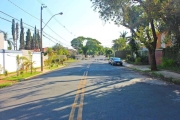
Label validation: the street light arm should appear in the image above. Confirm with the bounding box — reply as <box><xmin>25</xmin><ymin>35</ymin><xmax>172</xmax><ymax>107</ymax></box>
<box><xmin>42</xmin><ymin>14</ymin><xmax>56</xmax><ymax>29</ymax></box>
<box><xmin>42</xmin><ymin>12</ymin><xmax>63</xmax><ymax>30</ymax></box>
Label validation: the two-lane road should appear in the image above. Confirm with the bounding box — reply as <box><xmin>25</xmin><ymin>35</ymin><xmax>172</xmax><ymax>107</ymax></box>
<box><xmin>1</xmin><ymin>56</ymin><xmax>180</xmax><ymax>120</ymax></box>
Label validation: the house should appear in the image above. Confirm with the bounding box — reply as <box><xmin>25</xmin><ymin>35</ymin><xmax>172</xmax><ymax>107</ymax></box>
<box><xmin>0</xmin><ymin>31</ymin><xmax>8</xmax><ymax>50</ymax></box>
<box><xmin>156</xmin><ymin>32</ymin><xmax>172</xmax><ymax>49</ymax></box>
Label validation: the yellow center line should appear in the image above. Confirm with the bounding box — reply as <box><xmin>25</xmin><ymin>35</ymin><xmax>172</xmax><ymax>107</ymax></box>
<box><xmin>69</xmin><ymin>71</ymin><xmax>86</xmax><ymax>120</ymax></box>
<box><xmin>69</xmin><ymin>67</ymin><xmax>89</xmax><ymax>120</ymax></box>
<box><xmin>77</xmin><ymin>71</ymin><xmax>88</xmax><ymax>120</ymax></box>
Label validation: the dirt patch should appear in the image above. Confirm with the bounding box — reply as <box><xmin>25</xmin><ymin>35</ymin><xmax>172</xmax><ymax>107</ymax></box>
<box><xmin>0</xmin><ymin>80</ymin><xmax>17</xmax><ymax>85</ymax></box>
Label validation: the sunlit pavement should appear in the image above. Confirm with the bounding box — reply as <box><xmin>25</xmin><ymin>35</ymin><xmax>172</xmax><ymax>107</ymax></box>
<box><xmin>0</xmin><ymin>56</ymin><xmax>180</xmax><ymax>120</ymax></box>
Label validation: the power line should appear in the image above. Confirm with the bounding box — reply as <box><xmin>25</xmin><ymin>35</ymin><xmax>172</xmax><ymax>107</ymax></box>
<box><xmin>43</xmin><ymin>35</ymin><xmax>56</xmax><ymax>44</ymax></box>
<box><xmin>0</xmin><ymin>16</ymin><xmax>71</xmax><ymax>48</ymax></box>
<box><xmin>36</xmin><ymin>0</ymin><xmax>77</xmax><ymax>37</ymax></box>
<box><xmin>7</xmin><ymin>0</ymin><xmax>40</xmax><ymax>20</ymax></box>
<box><xmin>0</xmin><ymin>11</ymin><xmax>34</xmax><ymax>29</ymax></box>
<box><xmin>43</xmin><ymin>32</ymin><xmax>71</xmax><ymax>47</ymax></box>
<box><xmin>0</xmin><ymin>16</ymin><xmax>11</xmax><ymax>22</ymax></box>
<box><xmin>43</xmin><ymin>35</ymin><xmax>71</xmax><ymax>48</ymax></box>
<box><xmin>6</xmin><ymin>0</ymin><xmax>71</xmax><ymax>44</ymax></box>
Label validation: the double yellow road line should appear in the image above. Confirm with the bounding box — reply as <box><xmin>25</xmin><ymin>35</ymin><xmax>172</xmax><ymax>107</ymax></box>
<box><xmin>69</xmin><ymin>71</ymin><xmax>88</xmax><ymax>120</ymax></box>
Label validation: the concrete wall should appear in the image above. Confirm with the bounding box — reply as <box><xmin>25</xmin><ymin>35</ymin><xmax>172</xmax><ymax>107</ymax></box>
<box><xmin>0</xmin><ymin>49</ymin><xmax>43</xmax><ymax>74</ymax></box>
<box><xmin>115</xmin><ymin>50</ymin><xmax>131</xmax><ymax>59</ymax></box>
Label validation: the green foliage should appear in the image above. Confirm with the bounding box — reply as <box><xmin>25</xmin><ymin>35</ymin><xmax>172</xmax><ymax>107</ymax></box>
<box><xmin>112</xmin><ymin>38</ymin><xmax>126</xmax><ymax>51</ymax></box>
<box><xmin>0</xmin><ymin>83</ymin><xmax>11</xmax><ymax>89</ymax></box>
<box><xmin>139</xmin><ymin>55</ymin><xmax>149</xmax><ymax>65</ymax></box>
<box><xmin>3</xmin><ymin>72</ymin><xmax>41</xmax><ymax>81</ymax></box>
<box><xmin>126</xmin><ymin>55</ymin><xmax>135</xmax><ymax>63</ymax></box>
<box><xmin>4</xmin><ymin>70</ymin><xmax>8</xmax><ymax>76</ymax></box>
<box><xmin>161</xmin><ymin>58</ymin><xmax>175</xmax><ymax>68</ymax></box>
<box><xmin>25</xmin><ymin>29</ymin><xmax>32</xmax><ymax>50</ymax></box>
<box><xmin>12</xmin><ymin>19</ymin><xmax>16</xmax><ymax>43</ymax></box>
<box><xmin>71</xmin><ymin>36</ymin><xmax>102</xmax><ymax>56</ymax></box>
<box><xmin>135</xmin><ymin>57</ymin><xmax>141</xmax><ymax>65</ymax></box>
<box><xmin>20</xmin><ymin>18</ymin><xmax>25</xmax><ymax>50</ymax></box>
<box><xmin>129</xmin><ymin>38</ymin><xmax>140</xmax><ymax>57</ymax></box>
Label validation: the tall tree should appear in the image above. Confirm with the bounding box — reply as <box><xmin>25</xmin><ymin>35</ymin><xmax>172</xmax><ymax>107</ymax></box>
<box><xmin>91</xmin><ymin>0</ymin><xmax>162</xmax><ymax>71</ymax></box>
<box><xmin>160</xmin><ymin>0</ymin><xmax>180</xmax><ymax>46</ymax></box>
<box><xmin>15</xmin><ymin>22</ymin><xmax>19</xmax><ymax>50</ymax></box>
<box><xmin>112</xmin><ymin>38</ymin><xmax>126</xmax><ymax>51</ymax></box>
<box><xmin>19</xmin><ymin>19</ymin><xmax>24</xmax><ymax>50</ymax></box>
<box><xmin>31</xmin><ymin>26</ymin><xmax>37</xmax><ymax>50</ymax></box>
<box><xmin>71</xmin><ymin>36</ymin><xmax>101</xmax><ymax>57</ymax></box>
<box><xmin>25</xmin><ymin>29</ymin><xmax>32</xmax><ymax>50</ymax></box>
<box><xmin>36</xmin><ymin>30</ymin><xmax>41</xmax><ymax>49</ymax></box>
<box><xmin>12</xmin><ymin>19</ymin><xmax>16</xmax><ymax>50</ymax></box>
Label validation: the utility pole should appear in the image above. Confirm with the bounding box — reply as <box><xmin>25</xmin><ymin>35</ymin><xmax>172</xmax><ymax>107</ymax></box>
<box><xmin>40</xmin><ymin>4</ymin><xmax>62</xmax><ymax>72</ymax></box>
<box><xmin>40</xmin><ymin>5</ymin><xmax>43</xmax><ymax>72</ymax></box>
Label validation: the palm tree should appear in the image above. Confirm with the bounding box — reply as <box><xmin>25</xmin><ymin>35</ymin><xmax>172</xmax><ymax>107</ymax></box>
<box><xmin>16</xmin><ymin>55</ymin><xmax>21</xmax><ymax>76</ymax></box>
<box><xmin>0</xmin><ymin>64</ymin><xmax>3</xmax><ymax>80</ymax></box>
<box><xmin>3</xmin><ymin>32</ymin><xmax>14</xmax><ymax>50</ymax></box>
<box><xmin>120</xmin><ymin>31</ymin><xmax>128</xmax><ymax>39</ymax></box>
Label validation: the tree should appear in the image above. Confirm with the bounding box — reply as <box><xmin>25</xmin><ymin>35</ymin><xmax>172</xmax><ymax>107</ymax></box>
<box><xmin>20</xmin><ymin>19</ymin><xmax>24</xmax><ymax>50</ymax></box>
<box><xmin>12</xmin><ymin>19</ymin><xmax>16</xmax><ymax>50</ymax></box>
<box><xmin>25</xmin><ymin>29</ymin><xmax>32</xmax><ymax>50</ymax></box>
<box><xmin>16</xmin><ymin>22</ymin><xmax>19</xmax><ymax>50</ymax></box>
<box><xmin>91</xmin><ymin>0</ymin><xmax>162</xmax><ymax>71</ymax></box>
<box><xmin>31</xmin><ymin>26</ymin><xmax>37</xmax><ymax>50</ymax></box>
<box><xmin>71</xmin><ymin>36</ymin><xmax>101</xmax><ymax>57</ymax></box>
<box><xmin>160</xmin><ymin>0</ymin><xmax>180</xmax><ymax>46</ymax></box>
<box><xmin>16</xmin><ymin>55</ymin><xmax>20</xmax><ymax>76</ymax></box>
<box><xmin>104</xmin><ymin>48</ymin><xmax>113</xmax><ymax>58</ymax></box>
<box><xmin>120</xmin><ymin>31</ymin><xmax>128</xmax><ymax>39</ymax></box>
<box><xmin>112</xmin><ymin>38</ymin><xmax>126</xmax><ymax>51</ymax></box>
<box><xmin>35</xmin><ymin>30</ymin><xmax>40</xmax><ymax>49</ymax></box>
<box><xmin>3</xmin><ymin>32</ymin><xmax>12</xmax><ymax>50</ymax></box>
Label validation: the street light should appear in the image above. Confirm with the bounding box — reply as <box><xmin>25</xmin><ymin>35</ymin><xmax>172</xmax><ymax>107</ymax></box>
<box><xmin>43</xmin><ymin>12</ymin><xmax>63</xmax><ymax>30</ymax></box>
<box><xmin>40</xmin><ymin>4</ymin><xmax>63</xmax><ymax>72</ymax></box>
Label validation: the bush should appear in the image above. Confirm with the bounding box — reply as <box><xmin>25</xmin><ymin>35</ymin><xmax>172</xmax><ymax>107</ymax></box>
<box><xmin>4</xmin><ymin>70</ymin><xmax>8</xmax><ymax>76</ymax></box>
<box><xmin>139</xmin><ymin>55</ymin><xmax>149</xmax><ymax>65</ymax></box>
<box><xmin>161</xmin><ymin>58</ymin><xmax>175</xmax><ymax>67</ymax></box>
<box><xmin>126</xmin><ymin>55</ymin><xmax>135</xmax><ymax>62</ymax></box>
<box><xmin>135</xmin><ymin>57</ymin><xmax>141</xmax><ymax>65</ymax></box>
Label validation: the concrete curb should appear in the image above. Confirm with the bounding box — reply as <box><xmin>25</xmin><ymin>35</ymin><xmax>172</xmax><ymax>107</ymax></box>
<box><xmin>123</xmin><ymin>64</ymin><xmax>180</xmax><ymax>85</ymax></box>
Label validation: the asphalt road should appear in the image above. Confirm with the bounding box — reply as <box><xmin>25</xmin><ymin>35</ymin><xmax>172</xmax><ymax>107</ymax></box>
<box><xmin>1</xmin><ymin>56</ymin><xmax>180</xmax><ymax>120</ymax></box>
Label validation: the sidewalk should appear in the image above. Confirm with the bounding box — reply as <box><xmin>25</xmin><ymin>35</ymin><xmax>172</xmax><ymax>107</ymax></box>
<box><xmin>123</xmin><ymin>61</ymin><xmax>180</xmax><ymax>82</ymax></box>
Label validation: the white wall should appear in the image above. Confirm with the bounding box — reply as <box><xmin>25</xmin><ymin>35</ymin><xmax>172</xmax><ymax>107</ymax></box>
<box><xmin>5</xmin><ymin>50</ymin><xmax>22</xmax><ymax>73</ymax></box>
<box><xmin>0</xmin><ymin>50</ymin><xmax>44</xmax><ymax>74</ymax></box>
<box><xmin>0</xmin><ymin>33</ymin><xmax>4</xmax><ymax>49</ymax></box>
<box><xmin>32</xmin><ymin>52</ymin><xmax>41</xmax><ymax>68</ymax></box>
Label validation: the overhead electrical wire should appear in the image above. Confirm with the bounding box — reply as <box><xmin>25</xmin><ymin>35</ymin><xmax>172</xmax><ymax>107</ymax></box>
<box><xmin>0</xmin><ymin>16</ymin><xmax>71</xmax><ymax>47</ymax></box>
<box><xmin>6</xmin><ymin>0</ymin><xmax>71</xmax><ymax>44</ymax></box>
<box><xmin>36</xmin><ymin>0</ymin><xmax>77</xmax><ymax>37</ymax></box>
<box><xmin>0</xmin><ymin>11</ymin><xmax>34</xmax><ymax>29</ymax></box>
<box><xmin>7</xmin><ymin>0</ymin><xmax>40</xmax><ymax>20</ymax></box>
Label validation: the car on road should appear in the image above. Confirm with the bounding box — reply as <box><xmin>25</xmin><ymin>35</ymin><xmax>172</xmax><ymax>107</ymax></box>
<box><xmin>111</xmin><ymin>57</ymin><xmax>123</xmax><ymax>66</ymax></box>
<box><xmin>108</xmin><ymin>57</ymin><xmax>114</xmax><ymax>64</ymax></box>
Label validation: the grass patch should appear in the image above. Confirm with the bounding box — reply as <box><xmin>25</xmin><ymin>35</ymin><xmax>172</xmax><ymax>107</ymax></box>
<box><xmin>65</xmin><ymin>59</ymin><xmax>77</xmax><ymax>63</ymax></box>
<box><xmin>3</xmin><ymin>72</ymin><xmax>41</xmax><ymax>81</ymax></box>
<box><xmin>44</xmin><ymin>65</ymin><xmax>64</xmax><ymax>70</ymax></box>
<box><xmin>0</xmin><ymin>83</ymin><xmax>11</xmax><ymax>88</ymax></box>
<box><xmin>158</xmin><ymin>66</ymin><xmax>180</xmax><ymax>73</ymax></box>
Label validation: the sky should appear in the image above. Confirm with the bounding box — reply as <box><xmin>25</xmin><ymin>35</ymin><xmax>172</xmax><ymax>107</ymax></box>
<box><xmin>0</xmin><ymin>0</ymin><xmax>129</xmax><ymax>49</ymax></box>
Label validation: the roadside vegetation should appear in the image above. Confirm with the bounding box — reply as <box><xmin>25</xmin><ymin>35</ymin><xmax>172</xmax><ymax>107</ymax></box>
<box><xmin>91</xmin><ymin>0</ymin><xmax>180</xmax><ymax>71</ymax></box>
<box><xmin>3</xmin><ymin>72</ymin><xmax>41</xmax><ymax>81</ymax></box>
<box><xmin>0</xmin><ymin>83</ymin><xmax>11</xmax><ymax>88</ymax></box>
